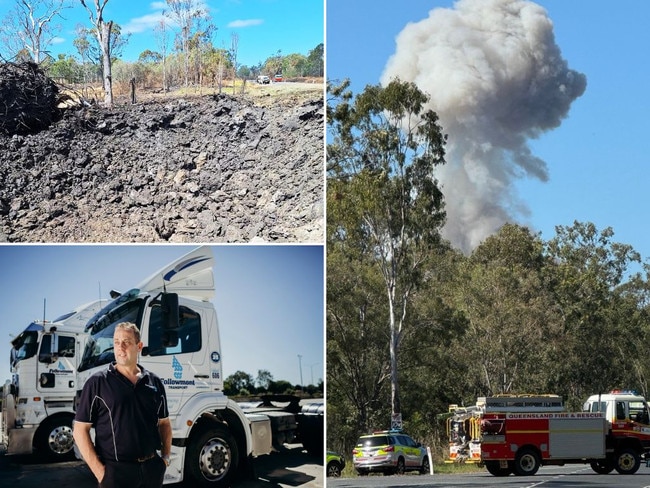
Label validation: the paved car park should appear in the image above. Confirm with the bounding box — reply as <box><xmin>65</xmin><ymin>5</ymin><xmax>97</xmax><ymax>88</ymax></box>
<box><xmin>0</xmin><ymin>443</ymin><xmax>323</xmax><ymax>488</ymax></box>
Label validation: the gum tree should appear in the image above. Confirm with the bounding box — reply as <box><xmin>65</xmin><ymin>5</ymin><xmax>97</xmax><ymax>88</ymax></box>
<box><xmin>327</xmin><ymin>78</ymin><xmax>447</xmax><ymax>420</ymax></box>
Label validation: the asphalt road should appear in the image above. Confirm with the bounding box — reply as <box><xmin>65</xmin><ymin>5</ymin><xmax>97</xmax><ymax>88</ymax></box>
<box><xmin>327</xmin><ymin>465</ymin><xmax>650</xmax><ymax>488</ymax></box>
<box><xmin>0</xmin><ymin>443</ymin><xmax>323</xmax><ymax>488</ymax></box>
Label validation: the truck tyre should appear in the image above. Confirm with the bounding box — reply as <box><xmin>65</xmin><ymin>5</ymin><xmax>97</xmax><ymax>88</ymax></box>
<box><xmin>34</xmin><ymin>416</ymin><xmax>75</xmax><ymax>461</ymax></box>
<box><xmin>485</xmin><ymin>461</ymin><xmax>512</xmax><ymax>477</ymax></box>
<box><xmin>185</xmin><ymin>424</ymin><xmax>239</xmax><ymax>487</ymax></box>
<box><xmin>614</xmin><ymin>448</ymin><xmax>640</xmax><ymax>475</ymax></box>
<box><xmin>590</xmin><ymin>459</ymin><xmax>614</xmax><ymax>474</ymax></box>
<box><xmin>513</xmin><ymin>448</ymin><xmax>540</xmax><ymax>476</ymax></box>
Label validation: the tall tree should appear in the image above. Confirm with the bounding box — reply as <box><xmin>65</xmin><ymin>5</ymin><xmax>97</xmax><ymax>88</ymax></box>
<box><xmin>306</xmin><ymin>43</ymin><xmax>323</xmax><ymax>77</ymax></box>
<box><xmin>79</xmin><ymin>0</ymin><xmax>113</xmax><ymax>106</ymax></box>
<box><xmin>0</xmin><ymin>0</ymin><xmax>69</xmax><ymax>63</ymax></box>
<box><xmin>154</xmin><ymin>14</ymin><xmax>170</xmax><ymax>91</ymax></box>
<box><xmin>327</xmin><ymin>79</ymin><xmax>447</xmax><ymax>420</ymax></box>
<box><xmin>545</xmin><ymin>221</ymin><xmax>642</xmax><ymax>404</ymax></box>
<box><xmin>166</xmin><ymin>0</ymin><xmax>207</xmax><ymax>87</ymax></box>
<box><xmin>230</xmin><ymin>32</ymin><xmax>238</xmax><ymax>94</ymax></box>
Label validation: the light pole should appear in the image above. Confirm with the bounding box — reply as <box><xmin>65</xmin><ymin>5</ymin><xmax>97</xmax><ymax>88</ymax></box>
<box><xmin>297</xmin><ymin>354</ymin><xmax>303</xmax><ymax>388</ymax></box>
<box><xmin>309</xmin><ymin>363</ymin><xmax>320</xmax><ymax>385</ymax></box>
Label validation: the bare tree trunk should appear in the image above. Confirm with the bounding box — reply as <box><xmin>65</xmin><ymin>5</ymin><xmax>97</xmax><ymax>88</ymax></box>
<box><xmin>80</xmin><ymin>0</ymin><xmax>113</xmax><ymax>107</ymax></box>
<box><xmin>100</xmin><ymin>20</ymin><xmax>113</xmax><ymax>106</ymax></box>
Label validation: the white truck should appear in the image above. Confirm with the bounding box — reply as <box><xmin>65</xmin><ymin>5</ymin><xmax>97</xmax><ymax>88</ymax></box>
<box><xmin>1</xmin><ymin>300</ymin><xmax>103</xmax><ymax>460</ymax></box>
<box><xmin>74</xmin><ymin>246</ymin><xmax>323</xmax><ymax>487</ymax></box>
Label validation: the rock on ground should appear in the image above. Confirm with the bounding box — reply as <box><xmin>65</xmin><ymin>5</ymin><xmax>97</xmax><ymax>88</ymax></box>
<box><xmin>0</xmin><ymin>91</ymin><xmax>324</xmax><ymax>243</ymax></box>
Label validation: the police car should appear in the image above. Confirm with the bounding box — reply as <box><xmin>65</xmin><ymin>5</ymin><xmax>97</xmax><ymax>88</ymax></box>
<box><xmin>352</xmin><ymin>430</ymin><xmax>430</xmax><ymax>475</ymax></box>
<box><xmin>326</xmin><ymin>451</ymin><xmax>345</xmax><ymax>477</ymax></box>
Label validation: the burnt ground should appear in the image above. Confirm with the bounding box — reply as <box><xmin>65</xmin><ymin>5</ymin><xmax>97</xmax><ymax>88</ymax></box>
<box><xmin>0</xmin><ymin>85</ymin><xmax>324</xmax><ymax>243</ymax></box>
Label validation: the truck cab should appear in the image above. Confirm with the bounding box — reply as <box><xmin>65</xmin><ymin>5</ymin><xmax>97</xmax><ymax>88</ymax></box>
<box><xmin>584</xmin><ymin>390</ymin><xmax>650</xmax><ymax>426</ymax></box>
<box><xmin>75</xmin><ymin>246</ymin><xmax>273</xmax><ymax>487</ymax></box>
<box><xmin>2</xmin><ymin>300</ymin><xmax>103</xmax><ymax>459</ymax></box>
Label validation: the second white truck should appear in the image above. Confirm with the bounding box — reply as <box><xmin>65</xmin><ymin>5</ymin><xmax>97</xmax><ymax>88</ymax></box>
<box><xmin>1</xmin><ymin>300</ymin><xmax>103</xmax><ymax>460</ymax></box>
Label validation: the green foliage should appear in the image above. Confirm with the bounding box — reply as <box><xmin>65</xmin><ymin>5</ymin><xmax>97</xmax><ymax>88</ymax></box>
<box><xmin>327</xmin><ymin>113</ymin><xmax>650</xmax><ymax>460</ymax></box>
<box><xmin>327</xmin><ymin>79</ymin><xmax>448</xmax><ymax>450</ymax></box>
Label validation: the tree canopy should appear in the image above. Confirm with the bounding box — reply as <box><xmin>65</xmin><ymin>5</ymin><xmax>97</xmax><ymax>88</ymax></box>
<box><xmin>326</xmin><ymin>80</ymin><xmax>650</xmax><ymax>462</ymax></box>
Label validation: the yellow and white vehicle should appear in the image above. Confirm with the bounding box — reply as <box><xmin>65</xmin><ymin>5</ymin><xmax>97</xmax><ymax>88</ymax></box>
<box><xmin>352</xmin><ymin>430</ymin><xmax>430</xmax><ymax>475</ymax></box>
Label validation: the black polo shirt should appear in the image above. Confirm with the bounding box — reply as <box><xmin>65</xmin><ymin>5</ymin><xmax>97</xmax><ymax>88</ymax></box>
<box><xmin>75</xmin><ymin>363</ymin><xmax>169</xmax><ymax>462</ymax></box>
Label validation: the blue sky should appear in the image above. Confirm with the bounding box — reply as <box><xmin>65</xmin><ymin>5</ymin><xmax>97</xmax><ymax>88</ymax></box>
<box><xmin>0</xmin><ymin>245</ymin><xmax>324</xmax><ymax>387</ymax></box>
<box><xmin>0</xmin><ymin>0</ymin><xmax>324</xmax><ymax>65</ymax></box>
<box><xmin>327</xmin><ymin>0</ymin><xmax>650</xmax><ymax>264</ymax></box>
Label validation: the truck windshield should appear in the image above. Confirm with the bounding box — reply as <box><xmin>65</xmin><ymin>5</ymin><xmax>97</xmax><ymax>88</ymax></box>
<box><xmin>78</xmin><ymin>291</ymin><xmax>145</xmax><ymax>372</ymax></box>
<box><xmin>10</xmin><ymin>327</ymin><xmax>40</xmax><ymax>369</ymax></box>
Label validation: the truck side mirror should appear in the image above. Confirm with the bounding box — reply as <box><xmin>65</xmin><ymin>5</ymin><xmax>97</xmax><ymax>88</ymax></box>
<box><xmin>161</xmin><ymin>293</ymin><xmax>180</xmax><ymax>330</ymax></box>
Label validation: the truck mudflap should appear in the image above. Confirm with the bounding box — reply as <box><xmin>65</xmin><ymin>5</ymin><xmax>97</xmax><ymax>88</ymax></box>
<box><xmin>297</xmin><ymin>402</ymin><xmax>324</xmax><ymax>457</ymax></box>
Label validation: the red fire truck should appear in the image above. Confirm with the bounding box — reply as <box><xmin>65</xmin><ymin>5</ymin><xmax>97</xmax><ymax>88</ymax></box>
<box><xmin>481</xmin><ymin>390</ymin><xmax>650</xmax><ymax>476</ymax></box>
<box><xmin>444</xmin><ymin>395</ymin><xmax>563</xmax><ymax>464</ymax></box>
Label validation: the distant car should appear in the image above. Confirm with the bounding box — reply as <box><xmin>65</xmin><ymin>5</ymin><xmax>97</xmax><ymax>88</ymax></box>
<box><xmin>352</xmin><ymin>430</ymin><xmax>430</xmax><ymax>476</ymax></box>
<box><xmin>274</xmin><ymin>74</ymin><xmax>283</xmax><ymax>82</ymax></box>
<box><xmin>326</xmin><ymin>451</ymin><xmax>345</xmax><ymax>477</ymax></box>
<box><xmin>257</xmin><ymin>75</ymin><xmax>270</xmax><ymax>84</ymax></box>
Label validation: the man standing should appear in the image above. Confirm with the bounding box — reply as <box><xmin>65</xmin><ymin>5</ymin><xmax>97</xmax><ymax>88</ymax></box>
<box><xmin>73</xmin><ymin>322</ymin><xmax>172</xmax><ymax>488</ymax></box>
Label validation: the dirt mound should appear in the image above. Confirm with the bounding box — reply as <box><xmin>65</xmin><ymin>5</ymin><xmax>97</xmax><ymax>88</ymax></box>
<box><xmin>0</xmin><ymin>62</ymin><xmax>62</xmax><ymax>135</ymax></box>
<box><xmin>0</xmin><ymin>91</ymin><xmax>324</xmax><ymax>242</ymax></box>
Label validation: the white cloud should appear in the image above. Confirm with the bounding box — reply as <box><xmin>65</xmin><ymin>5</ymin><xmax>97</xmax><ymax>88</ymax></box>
<box><xmin>150</xmin><ymin>1</ymin><xmax>167</xmax><ymax>9</ymax></box>
<box><xmin>227</xmin><ymin>19</ymin><xmax>263</xmax><ymax>28</ymax></box>
<box><xmin>122</xmin><ymin>11</ymin><xmax>167</xmax><ymax>34</ymax></box>
<box><xmin>51</xmin><ymin>36</ymin><xmax>65</xmax><ymax>45</ymax></box>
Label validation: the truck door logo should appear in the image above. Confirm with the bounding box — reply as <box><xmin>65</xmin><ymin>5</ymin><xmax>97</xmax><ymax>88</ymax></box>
<box><xmin>211</xmin><ymin>352</ymin><xmax>220</xmax><ymax>363</ymax></box>
<box><xmin>172</xmin><ymin>356</ymin><xmax>183</xmax><ymax>379</ymax></box>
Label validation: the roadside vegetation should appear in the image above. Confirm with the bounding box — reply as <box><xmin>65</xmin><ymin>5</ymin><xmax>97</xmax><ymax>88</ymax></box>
<box><xmin>326</xmin><ymin>79</ymin><xmax>650</xmax><ymax>466</ymax></box>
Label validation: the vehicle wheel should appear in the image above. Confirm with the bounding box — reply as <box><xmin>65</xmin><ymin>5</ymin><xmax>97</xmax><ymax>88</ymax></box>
<box><xmin>513</xmin><ymin>448</ymin><xmax>540</xmax><ymax>476</ymax></box>
<box><xmin>185</xmin><ymin>424</ymin><xmax>239</xmax><ymax>487</ymax></box>
<box><xmin>420</xmin><ymin>456</ymin><xmax>430</xmax><ymax>474</ymax></box>
<box><xmin>34</xmin><ymin>416</ymin><xmax>75</xmax><ymax>461</ymax></box>
<box><xmin>485</xmin><ymin>461</ymin><xmax>512</xmax><ymax>477</ymax></box>
<box><xmin>356</xmin><ymin>469</ymin><xmax>368</xmax><ymax>476</ymax></box>
<box><xmin>590</xmin><ymin>459</ymin><xmax>614</xmax><ymax>474</ymax></box>
<box><xmin>395</xmin><ymin>457</ymin><xmax>406</xmax><ymax>475</ymax></box>
<box><xmin>614</xmin><ymin>448</ymin><xmax>640</xmax><ymax>475</ymax></box>
<box><xmin>327</xmin><ymin>460</ymin><xmax>342</xmax><ymax>477</ymax></box>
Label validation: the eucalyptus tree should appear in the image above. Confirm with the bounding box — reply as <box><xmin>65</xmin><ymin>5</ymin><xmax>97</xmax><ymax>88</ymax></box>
<box><xmin>327</xmin><ymin>78</ymin><xmax>447</xmax><ymax>420</ymax></box>
<box><xmin>79</xmin><ymin>0</ymin><xmax>114</xmax><ymax>106</ymax></box>
<box><xmin>453</xmin><ymin>224</ymin><xmax>561</xmax><ymax>396</ymax></box>
<box><xmin>0</xmin><ymin>0</ymin><xmax>69</xmax><ymax>63</ymax></box>
<box><xmin>544</xmin><ymin>221</ymin><xmax>643</xmax><ymax>405</ymax></box>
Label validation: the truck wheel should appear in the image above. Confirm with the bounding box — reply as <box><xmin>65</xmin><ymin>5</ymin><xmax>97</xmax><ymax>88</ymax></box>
<box><xmin>485</xmin><ymin>461</ymin><xmax>512</xmax><ymax>477</ymax></box>
<box><xmin>614</xmin><ymin>448</ymin><xmax>640</xmax><ymax>475</ymax></box>
<box><xmin>185</xmin><ymin>424</ymin><xmax>239</xmax><ymax>487</ymax></box>
<box><xmin>513</xmin><ymin>448</ymin><xmax>540</xmax><ymax>476</ymax></box>
<box><xmin>34</xmin><ymin>416</ymin><xmax>75</xmax><ymax>461</ymax></box>
<box><xmin>590</xmin><ymin>459</ymin><xmax>614</xmax><ymax>474</ymax></box>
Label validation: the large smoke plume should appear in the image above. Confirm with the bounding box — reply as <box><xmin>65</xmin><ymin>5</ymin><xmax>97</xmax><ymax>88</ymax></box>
<box><xmin>381</xmin><ymin>0</ymin><xmax>586</xmax><ymax>253</ymax></box>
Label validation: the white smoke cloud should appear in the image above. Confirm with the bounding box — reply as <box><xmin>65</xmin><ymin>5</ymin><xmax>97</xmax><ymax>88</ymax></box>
<box><xmin>380</xmin><ymin>0</ymin><xmax>586</xmax><ymax>253</ymax></box>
